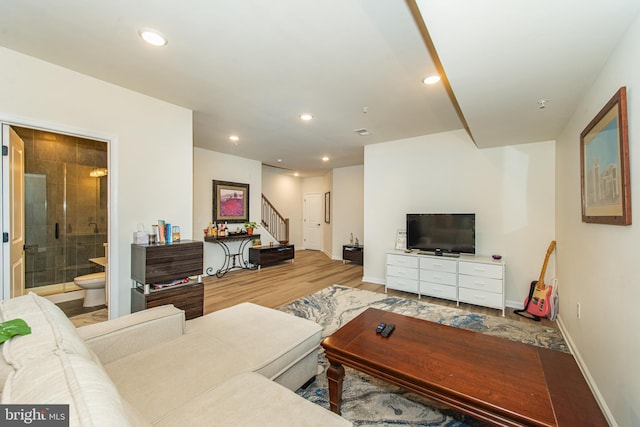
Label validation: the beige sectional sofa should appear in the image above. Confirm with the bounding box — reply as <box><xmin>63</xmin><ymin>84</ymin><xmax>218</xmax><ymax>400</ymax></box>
<box><xmin>0</xmin><ymin>293</ymin><xmax>351</xmax><ymax>426</ymax></box>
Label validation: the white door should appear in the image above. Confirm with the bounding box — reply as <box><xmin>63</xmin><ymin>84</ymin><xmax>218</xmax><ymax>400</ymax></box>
<box><xmin>303</xmin><ymin>193</ymin><xmax>322</xmax><ymax>250</ymax></box>
<box><xmin>2</xmin><ymin>125</ymin><xmax>25</xmax><ymax>299</ymax></box>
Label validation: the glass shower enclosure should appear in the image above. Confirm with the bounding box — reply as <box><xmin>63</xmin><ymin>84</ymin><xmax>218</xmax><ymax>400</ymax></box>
<box><xmin>15</xmin><ymin>126</ymin><xmax>108</xmax><ymax>296</ymax></box>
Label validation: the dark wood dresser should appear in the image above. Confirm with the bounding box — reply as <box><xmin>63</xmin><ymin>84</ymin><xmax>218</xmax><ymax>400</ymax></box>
<box><xmin>130</xmin><ymin>240</ymin><xmax>204</xmax><ymax>319</ymax></box>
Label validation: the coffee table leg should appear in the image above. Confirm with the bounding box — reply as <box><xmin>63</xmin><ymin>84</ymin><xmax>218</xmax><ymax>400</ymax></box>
<box><xmin>326</xmin><ymin>359</ymin><xmax>345</xmax><ymax>414</ymax></box>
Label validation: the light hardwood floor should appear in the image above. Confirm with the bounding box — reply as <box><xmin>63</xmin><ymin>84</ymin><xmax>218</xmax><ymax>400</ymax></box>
<box><xmin>203</xmin><ymin>249</ymin><xmax>556</xmax><ymax>328</ymax></box>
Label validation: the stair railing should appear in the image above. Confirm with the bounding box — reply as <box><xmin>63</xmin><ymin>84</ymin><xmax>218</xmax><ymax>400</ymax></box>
<box><xmin>261</xmin><ymin>194</ymin><xmax>289</xmax><ymax>244</ymax></box>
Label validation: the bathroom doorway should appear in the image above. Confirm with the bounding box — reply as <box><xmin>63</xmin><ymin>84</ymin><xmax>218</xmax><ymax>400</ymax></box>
<box><xmin>11</xmin><ymin>126</ymin><xmax>108</xmax><ymax>299</ymax></box>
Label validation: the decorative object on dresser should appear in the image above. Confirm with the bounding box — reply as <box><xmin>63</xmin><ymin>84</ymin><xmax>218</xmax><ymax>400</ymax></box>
<box><xmin>385</xmin><ymin>251</ymin><xmax>506</xmax><ymax>316</ymax></box>
<box><xmin>249</xmin><ymin>244</ymin><xmax>295</xmax><ymax>269</ymax></box>
<box><xmin>130</xmin><ymin>240</ymin><xmax>204</xmax><ymax>319</ymax></box>
<box><xmin>342</xmin><ymin>245</ymin><xmax>363</xmax><ymax>265</ymax></box>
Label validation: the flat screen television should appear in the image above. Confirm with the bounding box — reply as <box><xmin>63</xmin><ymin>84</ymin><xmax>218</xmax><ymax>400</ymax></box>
<box><xmin>406</xmin><ymin>213</ymin><xmax>475</xmax><ymax>255</ymax></box>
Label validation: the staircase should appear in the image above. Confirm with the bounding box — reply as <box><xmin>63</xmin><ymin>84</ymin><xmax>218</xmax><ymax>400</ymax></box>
<box><xmin>261</xmin><ymin>194</ymin><xmax>289</xmax><ymax>244</ymax></box>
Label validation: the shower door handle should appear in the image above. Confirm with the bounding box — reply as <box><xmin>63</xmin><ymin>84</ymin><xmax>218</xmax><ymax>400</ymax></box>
<box><xmin>55</xmin><ymin>223</ymin><xmax>60</xmax><ymax>239</ymax></box>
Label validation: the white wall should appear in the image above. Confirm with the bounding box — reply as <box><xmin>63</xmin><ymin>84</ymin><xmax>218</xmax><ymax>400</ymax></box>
<box><xmin>332</xmin><ymin>165</ymin><xmax>364</xmax><ymax>259</ymax></box>
<box><xmin>193</xmin><ymin>148</ymin><xmax>262</xmax><ymax>273</ymax></box>
<box><xmin>261</xmin><ymin>166</ymin><xmax>303</xmax><ymax>247</ymax></box>
<box><xmin>555</xmin><ymin>12</ymin><xmax>640</xmax><ymax>426</ymax></box>
<box><xmin>0</xmin><ymin>47</ymin><xmax>193</xmax><ymax>317</ymax></box>
<box><xmin>363</xmin><ymin>129</ymin><xmax>556</xmax><ymax>307</ymax></box>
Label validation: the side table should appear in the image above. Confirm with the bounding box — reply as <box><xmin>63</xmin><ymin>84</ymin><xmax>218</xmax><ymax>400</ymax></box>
<box><xmin>342</xmin><ymin>245</ymin><xmax>363</xmax><ymax>265</ymax></box>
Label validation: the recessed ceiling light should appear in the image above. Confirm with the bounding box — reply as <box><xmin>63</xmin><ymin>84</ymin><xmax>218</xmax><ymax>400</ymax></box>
<box><xmin>229</xmin><ymin>135</ymin><xmax>239</xmax><ymax>141</ymax></box>
<box><xmin>322</xmin><ymin>156</ymin><xmax>329</xmax><ymax>162</ymax></box>
<box><xmin>422</xmin><ymin>74</ymin><xmax>441</xmax><ymax>85</ymax></box>
<box><xmin>139</xmin><ymin>28</ymin><xmax>168</xmax><ymax>47</ymax></box>
<box><xmin>354</xmin><ymin>128</ymin><xmax>371</xmax><ymax>136</ymax></box>
<box><xmin>300</xmin><ymin>113</ymin><xmax>313</xmax><ymax>121</ymax></box>
<box><xmin>277</xmin><ymin>159</ymin><xmax>283</xmax><ymax>163</ymax></box>
<box><xmin>294</xmin><ymin>172</ymin><xmax>299</xmax><ymax>177</ymax></box>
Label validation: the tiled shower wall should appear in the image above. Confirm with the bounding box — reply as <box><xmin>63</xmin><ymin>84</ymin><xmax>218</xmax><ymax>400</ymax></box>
<box><xmin>14</xmin><ymin>126</ymin><xmax>108</xmax><ymax>288</ymax></box>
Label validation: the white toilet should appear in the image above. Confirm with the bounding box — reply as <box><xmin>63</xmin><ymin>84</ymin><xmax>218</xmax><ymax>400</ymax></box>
<box><xmin>74</xmin><ymin>272</ymin><xmax>106</xmax><ymax>307</ymax></box>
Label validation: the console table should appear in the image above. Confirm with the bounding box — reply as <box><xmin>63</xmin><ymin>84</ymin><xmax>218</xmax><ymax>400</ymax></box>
<box><xmin>204</xmin><ymin>234</ymin><xmax>260</xmax><ymax>278</ymax></box>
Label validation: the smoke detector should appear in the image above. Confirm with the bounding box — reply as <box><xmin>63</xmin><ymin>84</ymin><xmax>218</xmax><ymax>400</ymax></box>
<box><xmin>354</xmin><ymin>128</ymin><xmax>371</xmax><ymax>136</ymax></box>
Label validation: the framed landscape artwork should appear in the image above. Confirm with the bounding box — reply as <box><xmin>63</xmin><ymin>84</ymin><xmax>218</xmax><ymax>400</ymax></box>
<box><xmin>212</xmin><ymin>180</ymin><xmax>249</xmax><ymax>223</ymax></box>
<box><xmin>580</xmin><ymin>87</ymin><xmax>631</xmax><ymax>225</ymax></box>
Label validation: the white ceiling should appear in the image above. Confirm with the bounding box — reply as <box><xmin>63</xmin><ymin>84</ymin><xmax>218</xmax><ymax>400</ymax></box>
<box><xmin>1</xmin><ymin>1</ymin><xmax>638</xmax><ymax>176</ymax></box>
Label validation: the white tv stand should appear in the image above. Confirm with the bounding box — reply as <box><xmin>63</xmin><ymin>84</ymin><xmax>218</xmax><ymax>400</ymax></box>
<box><xmin>385</xmin><ymin>250</ymin><xmax>506</xmax><ymax>316</ymax></box>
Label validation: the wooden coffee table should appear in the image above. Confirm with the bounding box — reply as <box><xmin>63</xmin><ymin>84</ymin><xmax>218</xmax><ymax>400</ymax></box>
<box><xmin>321</xmin><ymin>308</ymin><xmax>606</xmax><ymax>427</ymax></box>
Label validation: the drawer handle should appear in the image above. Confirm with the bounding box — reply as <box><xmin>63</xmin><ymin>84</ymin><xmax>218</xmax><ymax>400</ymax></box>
<box><xmin>473</xmin><ymin>281</ymin><xmax>486</xmax><ymax>286</ymax></box>
<box><xmin>472</xmin><ymin>294</ymin><xmax>486</xmax><ymax>300</ymax></box>
<box><xmin>433</xmin><ymin>275</ymin><xmax>444</xmax><ymax>280</ymax></box>
<box><xmin>474</xmin><ymin>268</ymin><xmax>486</xmax><ymax>272</ymax></box>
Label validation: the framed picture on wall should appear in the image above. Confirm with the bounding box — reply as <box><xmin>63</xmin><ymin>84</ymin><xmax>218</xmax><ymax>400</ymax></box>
<box><xmin>324</xmin><ymin>192</ymin><xmax>331</xmax><ymax>224</ymax></box>
<box><xmin>580</xmin><ymin>87</ymin><xmax>631</xmax><ymax>225</ymax></box>
<box><xmin>212</xmin><ymin>180</ymin><xmax>249</xmax><ymax>223</ymax></box>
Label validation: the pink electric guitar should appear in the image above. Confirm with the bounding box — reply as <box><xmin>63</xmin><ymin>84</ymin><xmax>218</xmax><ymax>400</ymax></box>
<box><xmin>516</xmin><ymin>241</ymin><xmax>556</xmax><ymax>321</ymax></box>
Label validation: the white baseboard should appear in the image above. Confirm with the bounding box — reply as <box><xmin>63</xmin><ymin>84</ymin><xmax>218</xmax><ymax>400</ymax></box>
<box><xmin>505</xmin><ymin>299</ymin><xmax>524</xmax><ymax>310</ymax></box>
<box><xmin>362</xmin><ymin>276</ymin><xmax>385</xmax><ymax>285</ymax></box>
<box><xmin>556</xmin><ymin>315</ymin><xmax>617</xmax><ymax>426</ymax></box>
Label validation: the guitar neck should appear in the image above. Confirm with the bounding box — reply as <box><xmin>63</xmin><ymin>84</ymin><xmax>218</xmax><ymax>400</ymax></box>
<box><xmin>537</xmin><ymin>241</ymin><xmax>556</xmax><ymax>286</ymax></box>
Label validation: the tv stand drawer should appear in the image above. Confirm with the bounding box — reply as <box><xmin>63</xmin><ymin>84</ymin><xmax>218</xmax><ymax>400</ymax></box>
<box><xmin>419</xmin><ymin>257</ymin><xmax>457</xmax><ymax>273</ymax></box>
<box><xmin>459</xmin><ymin>261</ymin><xmax>503</xmax><ymax>279</ymax></box>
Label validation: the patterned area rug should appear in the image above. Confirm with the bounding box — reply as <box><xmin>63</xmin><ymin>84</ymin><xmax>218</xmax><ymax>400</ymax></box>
<box><xmin>280</xmin><ymin>285</ymin><xmax>567</xmax><ymax>427</ymax></box>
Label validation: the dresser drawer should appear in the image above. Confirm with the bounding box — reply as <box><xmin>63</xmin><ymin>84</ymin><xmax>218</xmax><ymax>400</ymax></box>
<box><xmin>386</xmin><ymin>276</ymin><xmax>419</xmax><ymax>294</ymax></box>
<box><xmin>419</xmin><ymin>270</ymin><xmax>457</xmax><ymax>286</ymax></box>
<box><xmin>458</xmin><ymin>274</ymin><xmax>503</xmax><ymax>294</ymax></box>
<box><xmin>458</xmin><ymin>261</ymin><xmax>503</xmax><ymax>279</ymax></box>
<box><xmin>459</xmin><ymin>287</ymin><xmax>503</xmax><ymax>309</ymax></box>
<box><xmin>387</xmin><ymin>254</ymin><xmax>419</xmax><ymax>268</ymax></box>
<box><xmin>420</xmin><ymin>282</ymin><xmax>457</xmax><ymax>300</ymax></box>
<box><xmin>419</xmin><ymin>257</ymin><xmax>457</xmax><ymax>273</ymax></box>
<box><xmin>387</xmin><ymin>265</ymin><xmax>419</xmax><ymax>280</ymax></box>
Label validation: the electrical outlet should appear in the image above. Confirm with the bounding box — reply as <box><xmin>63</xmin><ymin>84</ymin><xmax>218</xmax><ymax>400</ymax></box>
<box><xmin>577</xmin><ymin>302</ymin><xmax>581</xmax><ymax>319</ymax></box>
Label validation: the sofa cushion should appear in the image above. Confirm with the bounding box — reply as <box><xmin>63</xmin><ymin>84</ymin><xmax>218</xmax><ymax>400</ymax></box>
<box><xmin>186</xmin><ymin>302</ymin><xmax>322</xmax><ymax>382</ymax></box>
<box><xmin>154</xmin><ymin>371</ymin><xmax>352</xmax><ymax>427</ymax></box>
<box><xmin>0</xmin><ymin>293</ymin><xmax>93</xmax><ymax>368</ymax></box>
<box><xmin>106</xmin><ymin>303</ymin><xmax>322</xmax><ymax>424</ymax></box>
<box><xmin>1</xmin><ymin>350</ymin><xmax>142</xmax><ymax>426</ymax></box>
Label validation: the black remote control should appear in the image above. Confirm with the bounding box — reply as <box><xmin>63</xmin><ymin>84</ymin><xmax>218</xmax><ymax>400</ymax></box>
<box><xmin>375</xmin><ymin>323</ymin><xmax>386</xmax><ymax>334</ymax></box>
<box><xmin>380</xmin><ymin>323</ymin><xmax>395</xmax><ymax>338</ymax></box>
